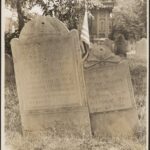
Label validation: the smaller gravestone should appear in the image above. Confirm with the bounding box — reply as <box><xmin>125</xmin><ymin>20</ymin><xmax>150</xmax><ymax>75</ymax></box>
<box><xmin>135</xmin><ymin>38</ymin><xmax>147</xmax><ymax>61</ymax></box>
<box><xmin>84</xmin><ymin>44</ymin><xmax>138</xmax><ymax>136</ymax></box>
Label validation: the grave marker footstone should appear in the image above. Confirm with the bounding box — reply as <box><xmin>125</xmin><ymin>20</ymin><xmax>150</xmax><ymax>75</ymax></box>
<box><xmin>11</xmin><ymin>16</ymin><xmax>91</xmax><ymax>136</ymax></box>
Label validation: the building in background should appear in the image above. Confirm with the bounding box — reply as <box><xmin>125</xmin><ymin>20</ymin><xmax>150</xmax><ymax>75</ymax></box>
<box><xmin>78</xmin><ymin>0</ymin><xmax>115</xmax><ymax>44</ymax></box>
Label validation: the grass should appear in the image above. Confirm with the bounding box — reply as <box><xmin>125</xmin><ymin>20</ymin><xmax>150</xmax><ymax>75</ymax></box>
<box><xmin>4</xmin><ymin>57</ymin><xmax>147</xmax><ymax>150</ymax></box>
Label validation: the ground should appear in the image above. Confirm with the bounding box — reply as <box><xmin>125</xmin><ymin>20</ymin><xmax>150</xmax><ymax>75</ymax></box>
<box><xmin>4</xmin><ymin>57</ymin><xmax>147</xmax><ymax>150</ymax></box>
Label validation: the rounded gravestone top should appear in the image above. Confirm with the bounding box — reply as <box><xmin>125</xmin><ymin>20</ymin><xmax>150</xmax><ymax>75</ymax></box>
<box><xmin>20</xmin><ymin>16</ymin><xmax>69</xmax><ymax>39</ymax></box>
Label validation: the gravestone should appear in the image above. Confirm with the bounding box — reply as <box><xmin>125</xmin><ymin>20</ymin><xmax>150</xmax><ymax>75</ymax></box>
<box><xmin>135</xmin><ymin>38</ymin><xmax>147</xmax><ymax>61</ymax></box>
<box><xmin>103</xmin><ymin>38</ymin><xmax>115</xmax><ymax>53</ymax></box>
<box><xmin>84</xmin><ymin>43</ymin><xmax>121</xmax><ymax>68</ymax></box>
<box><xmin>11</xmin><ymin>16</ymin><xmax>91</xmax><ymax>136</ymax></box>
<box><xmin>84</xmin><ymin>51</ymin><xmax>138</xmax><ymax>136</ymax></box>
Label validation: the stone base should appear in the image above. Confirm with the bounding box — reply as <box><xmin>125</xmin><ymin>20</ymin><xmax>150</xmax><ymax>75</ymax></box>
<box><xmin>90</xmin><ymin>108</ymin><xmax>139</xmax><ymax>137</ymax></box>
<box><xmin>22</xmin><ymin>106</ymin><xmax>91</xmax><ymax>137</ymax></box>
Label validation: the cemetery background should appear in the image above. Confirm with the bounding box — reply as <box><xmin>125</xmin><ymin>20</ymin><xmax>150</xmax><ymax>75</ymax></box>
<box><xmin>4</xmin><ymin>0</ymin><xmax>147</xmax><ymax>150</ymax></box>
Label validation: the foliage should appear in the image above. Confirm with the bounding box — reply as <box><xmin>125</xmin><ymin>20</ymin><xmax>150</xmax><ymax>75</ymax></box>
<box><xmin>110</xmin><ymin>0</ymin><xmax>147</xmax><ymax>41</ymax></box>
<box><xmin>36</xmin><ymin>0</ymin><xmax>84</xmax><ymax>30</ymax></box>
<box><xmin>5</xmin><ymin>0</ymin><xmax>85</xmax><ymax>55</ymax></box>
<box><xmin>5</xmin><ymin>58</ymin><xmax>147</xmax><ymax>149</ymax></box>
<box><xmin>5</xmin><ymin>0</ymin><xmax>147</xmax><ymax>55</ymax></box>
<box><xmin>5</xmin><ymin>0</ymin><xmax>86</xmax><ymax>31</ymax></box>
<box><xmin>5</xmin><ymin>0</ymin><xmax>32</xmax><ymax>32</ymax></box>
<box><xmin>133</xmin><ymin>0</ymin><xmax>147</xmax><ymax>36</ymax></box>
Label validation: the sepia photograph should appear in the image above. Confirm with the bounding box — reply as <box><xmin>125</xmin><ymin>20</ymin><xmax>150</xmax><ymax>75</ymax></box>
<box><xmin>1</xmin><ymin>0</ymin><xmax>149</xmax><ymax>149</ymax></box>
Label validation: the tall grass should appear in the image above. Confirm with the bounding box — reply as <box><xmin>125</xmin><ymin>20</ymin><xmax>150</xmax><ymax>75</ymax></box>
<box><xmin>5</xmin><ymin>57</ymin><xmax>147</xmax><ymax>150</ymax></box>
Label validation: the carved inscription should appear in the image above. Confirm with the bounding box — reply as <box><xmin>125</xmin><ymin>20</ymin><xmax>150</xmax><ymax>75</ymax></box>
<box><xmin>84</xmin><ymin>63</ymin><xmax>134</xmax><ymax>113</ymax></box>
<box><xmin>14</xmin><ymin>35</ymin><xmax>82</xmax><ymax>111</ymax></box>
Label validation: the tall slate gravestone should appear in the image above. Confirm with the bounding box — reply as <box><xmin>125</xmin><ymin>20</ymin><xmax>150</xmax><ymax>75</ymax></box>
<box><xmin>84</xmin><ymin>44</ymin><xmax>138</xmax><ymax>136</ymax></box>
<box><xmin>11</xmin><ymin>16</ymin><xmax>91</xmax><ymax>136</ymax></box>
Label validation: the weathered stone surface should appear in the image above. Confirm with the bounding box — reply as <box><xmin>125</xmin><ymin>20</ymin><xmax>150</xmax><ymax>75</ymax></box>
<box><xmin>11</xmin><ymin>16</ymin><xmax>91</xmax><ymax>135</ymax></box>
<box><xmin>90</xmin><ymin>108</ymin><xmax>139</xmax><ymax>137</ymax></box>
<box><xmin>84</xmin><ymin>43</ymin><xmax>121</xmax><ymax>68</ymax></box>
<box><xmin>22</xmin><ymin>107</ymin><xmax>91</xmax><ymax>136</ymax></box>
<box><xmin>84</xmin><ymin>60</ymin><xmax>138</xmax><ymax>136</ymax></box>
<box><xmin>12</xmin><ymin>33</ymin><xmax>85</xmax><ymax>111</ymax></box>
<box><xmin>88</xmin><ymin>44</ymin><xmax>114</xmax><ymax>61</ymax></box>
<box><xmin>84</xmin><ymin>61</ymin><xmax>135</xmax><ymax>113</ymax></box>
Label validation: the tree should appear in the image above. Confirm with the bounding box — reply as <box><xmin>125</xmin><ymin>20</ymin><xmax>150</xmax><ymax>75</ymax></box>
<box><xmin>36</xmin><ymin>0</ymin><xmax>85</xmax><ymax>30</ymax></box>
<box><xmin>5</xmin><ymin>0</ymin><xmax>38</xmax><ymax>32</ymax></box>
<box><xmin>5</xmin><ymin>0</ymin><xmax>87</xmax><ymax>32</ymax></box>
<box><xmin>5</xmin><ymin>0</ymin><xmax>37</xmax><ymax>55</ymax></box>
<box><xmin>133</xmin><ymin>0</ymin><xmax>147</xmax><ymax>37</ymax></box>
<box><xmin>110</xmin><ymin>0</ymin><xmax>147</xmax><ymax>41</ymax></box>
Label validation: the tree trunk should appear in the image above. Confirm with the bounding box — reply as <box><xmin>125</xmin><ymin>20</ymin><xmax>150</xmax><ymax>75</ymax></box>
<box><xmin>16</xmin><ymin>0</ymin><xmax>24</xmax><ymax>32</ymax></box>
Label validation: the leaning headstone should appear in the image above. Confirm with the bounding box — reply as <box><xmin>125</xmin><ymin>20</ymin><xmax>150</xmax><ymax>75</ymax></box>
<box><xmin>11</xmin><ymin>16</ymin><xmax>91</xmax><ymax>136</ymax></box>
<box><xmin>84</xmin><ymin>46</ymin><xmax>138</xmax><ymax>136</ymax></box>
<box><xmin>135</xmin><ymin>38</ymin><xmax>147</xmax><ymax>61</ymax></box>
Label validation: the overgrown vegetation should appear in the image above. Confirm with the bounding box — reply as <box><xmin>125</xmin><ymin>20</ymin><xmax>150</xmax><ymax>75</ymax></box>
<box><xmin>5</xmin><ymin>0</ymin><xmax>147</xmax><ymax>55</ymax></box>
<box><xmin>110</xmin><ymin>0</ymin><xmax>147</xmax><ymax>41</ymax></box>
<box><xmin>4</xmin><ymin>0</ymin><xmax>147</xmax><ymax>149</ymax></box>
<box><xmin>5</xmin><ymin>57</ymin><xmax>147</xmax><ymax>150</ymax></box>
<box><xmin>5</xmin><ymin>0</ymin><xmax>84</xmax><ymax>55</ymax></box>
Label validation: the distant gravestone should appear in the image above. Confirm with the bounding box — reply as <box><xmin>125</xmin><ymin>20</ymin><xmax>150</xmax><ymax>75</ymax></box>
<box><xmin>84</xmin><ymin>60</ymin><xmax>138</xmax><ymax>136</ymax></box>
<box><xmin>11</xmin><ymin>16</ymin><xmax>91</xmax><ymax>135</ymax></box>
<box><xmin>103</xmin><ymin>38</ymin><xmax>115</xmax><ymax>53</ymax></box>
<box><xmin>135</xmin><ymin>38</ymin><xmax>147</xmax><ymax>61</ymax></box>
<box><xmin>84</xmin><ymin>43</ymin><xmax>121</xmax><ymax>68</ymax></box>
